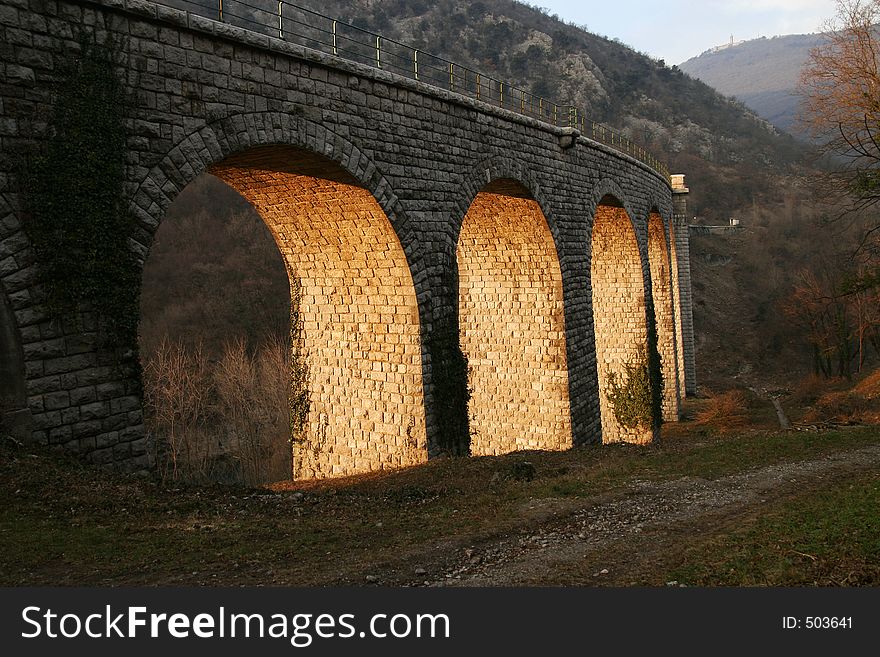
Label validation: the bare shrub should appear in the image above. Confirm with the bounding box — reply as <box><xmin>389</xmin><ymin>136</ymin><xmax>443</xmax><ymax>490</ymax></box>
<box><xmin>213</xmin><ymin>336</ymin><xmax>292</xmax><ymax>485</ymax></box>
<box><xmin>694</xmin><ymin>389</ymin><xmax>750</xmax><ymax>427</ymax></box>
<box><xmin>143</xmin><ymin>334</ymin><xmax>292</xmax><ymax>486</ymax></box>
<box><xmin>142</xmin><ymin>337</ymin><xmax>213</xmax><ymax>481</ymax></box>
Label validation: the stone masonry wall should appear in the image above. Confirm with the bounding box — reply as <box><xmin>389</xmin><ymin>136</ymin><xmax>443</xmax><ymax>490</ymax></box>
<box><xmin>673</xmin><ymin>190</ymin><xmax>697</xmax><ymax>396</ymax></box>
<box><xmin>668</xmin><ymin>221</ymin><xmax>687</xmax><ymax>401</ymax></box>
<box><xmin>0</xmin><ymin>0</ymin><xmax>682</xmax><ymax>474</ymax></box>
<box><xmin>648</xmin><ymin>211</ymin><xmax>680</xmax><ymax>421</ymax></box>
<box><xmin>591</xmin><ymin>202</ymin><xmax>654</xmax><ymax>444</ymax></box>
<box><xmin>457</xmin><ymin>183</ymin><xmax>571</xmax><ymax>455</ymax></box>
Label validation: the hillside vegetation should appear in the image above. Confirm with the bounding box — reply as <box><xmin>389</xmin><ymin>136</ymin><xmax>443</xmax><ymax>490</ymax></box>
<box><xmin>680</xmin><ymin>34</ymin><xmax>826</xmax><ymax>137</ymax></box>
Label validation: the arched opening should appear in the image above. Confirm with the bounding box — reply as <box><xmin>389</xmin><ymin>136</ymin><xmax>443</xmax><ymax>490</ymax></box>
<box><xmin>211</xmin><ymin>146</ymin><xmax>427</xmax><ymax>479</ymax></box>
<box><xmin>648</xmin><ymin>211</ymin><xmax>680</xmax><ymax>421</ymax></box>
<box><xmin>0</xmin><ymin>281</ymin><xmax>29</xmax><ymax>440</ymax></box>
<box><xmin>140</xmin><ymin>173</ymin><xmax>292</xmax><ymax>485</ymax></box>
<box><xmin>140</xmin><ymin>145</ymin><xmax>427</xmax><ymax>482</ymax></box>
<box><xmin>590</xmin><ymin>196</ymin><xmax>654</xmax><ymax>444</ymax></box>
<box><xmin>457</xmin><ymin>179</ymin><xmax>571</xmax><ymax>455</ymax></box>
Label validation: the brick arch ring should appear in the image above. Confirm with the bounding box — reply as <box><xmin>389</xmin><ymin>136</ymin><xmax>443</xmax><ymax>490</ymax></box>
<box><xmin>128</xmin><ymin>111</ymin><xmax>426</xmax><ymax>290</ymax></box>
<box><xmin>452</xmin><ymin>154</ymin><xmax>565</xmax><ymax>262</ymax></box>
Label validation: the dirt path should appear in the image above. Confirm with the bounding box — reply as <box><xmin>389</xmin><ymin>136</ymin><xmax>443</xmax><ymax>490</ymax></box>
<box><xmin>391</xmin><ymin>443</ymin><xmax>880</xmax><ymax>586</ymax></box>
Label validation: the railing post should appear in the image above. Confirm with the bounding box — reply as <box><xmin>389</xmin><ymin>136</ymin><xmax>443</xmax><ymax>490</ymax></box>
<box><xmin>414</xmin><ymin>50</ymin><xmax>419</xmax><ymax>80</ymax></box>
<box><xmin>376</xmin><ymin>36</ymin><xmax>381</xmax><ymax>68</ymax></box>
<box><xmin>553</xmin><ymin>103</ymin><xmax>557</xmax><ymax>125</ymax></box>
<box><xmin>218</xmin><ymin>0</ymin><xmax>223</xmax><ymax>21</ymax></box>
<box><xmin>500</xmin><ymin>81</ymin><xmax>503</xmax><ymax>106</ymax></box>
<box><xmin>332</xmin><ymin>20</ymin><xmax>337</xmax><ymax>55</ymax></box>
<box><xmin>278</xmin><ymin>1</ymin><xmax>283</xmax><ymax>39</ymax></box>
<box><xmin>520</xmin><ymin>90</ymin><xmax>525</xmax><ymax>112</ymax></box>
<box><xmin>449</xmin><ymin>62</ymin><xmax>454</xmax><ymax>90</ymax></box>
<box><xmin>476</xmin><ymin>73</ymin><xmax>480</xmax><ymax>99</ymax></box>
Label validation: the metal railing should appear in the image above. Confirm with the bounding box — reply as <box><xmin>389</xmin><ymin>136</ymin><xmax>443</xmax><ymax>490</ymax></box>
<box><xmin>158</xmin><ymin>0</ymin><xmax>669</xmax><ymax>177</ymax></box>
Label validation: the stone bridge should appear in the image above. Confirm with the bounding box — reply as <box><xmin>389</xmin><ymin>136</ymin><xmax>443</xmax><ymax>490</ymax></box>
<box><xmin>0</xmin><ymin>0</ymin><xmax>696</xmax><ymax>478</ymax></box>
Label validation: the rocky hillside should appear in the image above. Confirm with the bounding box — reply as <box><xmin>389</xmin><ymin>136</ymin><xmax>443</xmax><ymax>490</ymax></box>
<box><xmin>680</xmin><ymin>34</ymin><xmax>826</xmax><ymax>138</ymax></box>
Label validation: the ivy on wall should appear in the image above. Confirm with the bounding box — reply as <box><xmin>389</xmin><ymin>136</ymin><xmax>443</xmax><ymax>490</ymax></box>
<box><xmin>22</xmin><ymin>33</ymin><xmax>140</xmax><ymax>346</ymax></box>
<box><xmin>605</xmin><ymin>343</ymin><xmax>664</xmax><ymax>431</ymax></box>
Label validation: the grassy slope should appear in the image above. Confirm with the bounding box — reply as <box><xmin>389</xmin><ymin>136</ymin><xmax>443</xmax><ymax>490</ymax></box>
<box><xmin>3</xmin><ymin>414</ymin><xmax>879</xmax><ymax>586</ymax></box>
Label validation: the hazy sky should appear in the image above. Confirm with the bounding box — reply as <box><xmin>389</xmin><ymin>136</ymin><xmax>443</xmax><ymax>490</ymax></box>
<box><xmin>534</xmin><ymin>0</ymin><xmax>839</xmax><ymax>64</ymax></box>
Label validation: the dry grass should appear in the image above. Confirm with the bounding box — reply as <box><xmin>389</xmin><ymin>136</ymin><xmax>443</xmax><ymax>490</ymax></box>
<box><xmin>693</xmin><ymin>389</ymin><xmax>751</xmax><ymax>428</ymax></box>
<box><xmin>854</xmin><ymin>368</ymin><xmax>880</xmax><ymax>399</ymax></box>
<box><xmin>800</xmin><ymin>367</ymin><xmax>880</xmax><ymax>425</ymax></box>
<box><xmin>142</xmin><ymin>335</ymin><xmax>292</xmax><ymax>486</ymax></box>
<box><xmin>789</xmin><ymin>374</ymin><xmax>838</xmax><ymax>407</ymax></box>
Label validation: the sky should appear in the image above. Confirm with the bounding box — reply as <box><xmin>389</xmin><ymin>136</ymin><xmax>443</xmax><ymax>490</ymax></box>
<box><xmin>533</xmin><ymin>0</ymin><xmax>839</xmax><ymax>64</ymax></box>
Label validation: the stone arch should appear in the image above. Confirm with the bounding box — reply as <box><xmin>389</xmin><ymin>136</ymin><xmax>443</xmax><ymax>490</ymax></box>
<box><xmin>455</xmin><ymin>172</ymin><xmax>572</xmax><ymax>455</ymax></box>
<box><xmin>132</xmin><ymin>114</ymin><xmax>430</xmax><ymax>478</ymax></box>
<box><xmin>589</xmin><ymin>190</ymin><xmax>656</xmax><ymax>444</ymax></box>
<box><xmin>647</xmin><ymin>209</ymin><xmax>681</xmax><ymax>421</ymax></box>
<box><xmin>0</xmin><ymin>279</ymin><xmax>29</xmax><ymax>439</ymax></box>
<box><xmin>0</xmin><ymin>194</ymin><xmax>34</xmax><ymax>441</ymax></box>
<box><xmin>454</xmin><ymin>156</ymin><xmax>562</xmax><ymax>251</ymax></box>
<box><xmin>589</xmin><ymin>179</ymin><xmax>642</xmax><ymax>240</ymax></box>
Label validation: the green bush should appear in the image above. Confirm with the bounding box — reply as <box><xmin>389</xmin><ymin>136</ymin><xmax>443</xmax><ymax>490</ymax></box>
<box><xmin>605</xmin><ymin>345</ymin><xmax>662</xmax><ymax>430</ymax></box>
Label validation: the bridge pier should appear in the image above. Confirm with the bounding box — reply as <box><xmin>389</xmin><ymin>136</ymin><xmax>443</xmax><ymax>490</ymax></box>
<box><xmin>671</xmin><ymin>175</ymin><xmax>697</xmax><ymax>397</ymax></box>
<box><xmin>648</xmin><ymin>211</ymin><xmax>682</xmax><ymax>421</ymax></box>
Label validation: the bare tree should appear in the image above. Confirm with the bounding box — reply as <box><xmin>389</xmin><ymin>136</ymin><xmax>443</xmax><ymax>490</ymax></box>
<box><xmin>801</xmin><ymin>0</ymin><xmax>880</xmax><ymax>227</ymax></box>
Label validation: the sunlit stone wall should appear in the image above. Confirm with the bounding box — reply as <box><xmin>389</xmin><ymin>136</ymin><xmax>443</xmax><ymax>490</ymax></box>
<box><xmin>590</xmin><ymin>202</ymin><xmax>654</xmax><ymax>444</ymax></box>
<box><xmin>457</xmin><ymin>183</ymin><xmax>571</xmax><ymax>455</ymax></box>
<box><xmin>648</xmin><ymin>212</ymin><xmax>680</xmax><ymax>421</ymax></box>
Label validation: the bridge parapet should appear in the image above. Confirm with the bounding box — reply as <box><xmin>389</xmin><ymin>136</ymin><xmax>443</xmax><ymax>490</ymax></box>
<box><xmin>153</xmin><ymin>0</ymin><xmax>669</xmax><ymax>177</ymax></box>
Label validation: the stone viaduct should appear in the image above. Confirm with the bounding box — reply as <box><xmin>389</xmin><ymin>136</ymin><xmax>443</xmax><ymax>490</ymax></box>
<box><xmin>0</xmin><ymin>0</ymin><xmax>696</xmax><ymax>478</ymax></box>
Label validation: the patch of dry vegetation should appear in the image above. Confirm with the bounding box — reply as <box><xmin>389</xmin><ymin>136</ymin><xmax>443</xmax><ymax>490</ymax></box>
<box><xmin>799</xmin><ymin>368</ymin><xmax>880</xmax><ymax>426</ymax></box>
<box><xmin>143</xmin><ymin>336</ymin><xmax>292</xmax><ymax>486</ymax></box>
<box><xmin>692</xmin><ymin>388</ymin><xmax>761</xmax><ymax>430</ymax></box>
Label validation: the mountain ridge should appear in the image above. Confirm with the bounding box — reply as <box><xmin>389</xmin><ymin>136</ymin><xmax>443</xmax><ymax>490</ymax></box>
<box><xmin>679</xmin><ymin>33</ymin><xmax>826</xmax><ymax>137</ymax></box>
